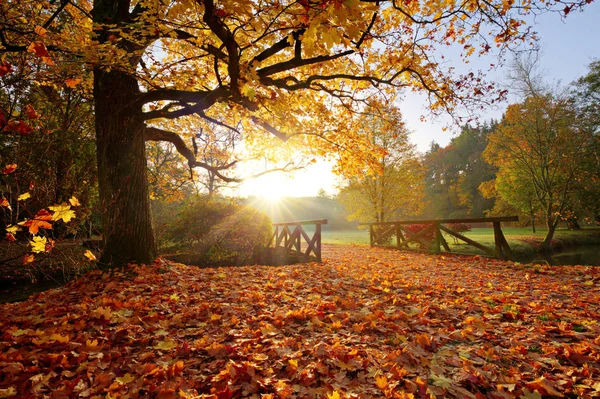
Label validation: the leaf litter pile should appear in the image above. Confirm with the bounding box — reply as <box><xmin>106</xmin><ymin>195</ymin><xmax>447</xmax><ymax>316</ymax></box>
<box><xmin>1</xmin><ymin>245</ymin><xmax>599</xmax><ymax>398</ymax></box>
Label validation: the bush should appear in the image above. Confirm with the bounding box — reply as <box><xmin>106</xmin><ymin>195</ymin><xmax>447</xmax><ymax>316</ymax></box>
<box><xmin>156</xmin><ymin>195</ymin><xmax>272</xmax><ymax>267</ymax></box>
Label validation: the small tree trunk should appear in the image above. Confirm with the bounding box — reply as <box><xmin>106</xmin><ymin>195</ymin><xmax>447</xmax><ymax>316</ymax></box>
<box><xmin>94</xmin><ymin>69</ymin><xmax>157</xmax><ymax>267</ymax></box>
<box><xmin>540</xmin><ymin>211</ymin><xmax>557</xmax><ymax>253</ymax></box>
<box><xmin>529</xmin><ymin>201</ymin><xmax>536</xmax><ymax>233</ymax></box>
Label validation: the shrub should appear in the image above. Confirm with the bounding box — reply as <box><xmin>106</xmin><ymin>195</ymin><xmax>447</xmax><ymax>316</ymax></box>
<box><xmin>157</xmin><ymin>195</ymin><xmax>272</xmax><ymax>267</ymax></box>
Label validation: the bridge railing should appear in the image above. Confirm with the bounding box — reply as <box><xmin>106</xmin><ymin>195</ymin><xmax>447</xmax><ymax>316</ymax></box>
<box><xmin>360</xmin><ymin>216</ymin><xmax>519</xmax><ymax>260</ymax></box>
<box><xmin>270</xmin><ymin>219</ymin><xmax>328</xmax><ymax>263</ymax></box>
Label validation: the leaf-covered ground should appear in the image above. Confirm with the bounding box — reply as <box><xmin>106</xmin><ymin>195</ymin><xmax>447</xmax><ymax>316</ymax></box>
<box><xmin>1</xmin><ymin>244</ymin><xmax>599</xmax><ymax>398</ymax></box>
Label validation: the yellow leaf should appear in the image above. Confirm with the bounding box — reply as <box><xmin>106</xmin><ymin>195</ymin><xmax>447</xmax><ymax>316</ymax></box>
<box><xmin>30</xmin><ymin>236</ymin><xmax>47</xmax><ymax>253</ymax></box>
<box><xmin>84</xmin><ymin>250</ymin><xmax>97</xmax><ymax>261</ymax></box>
<box><xmin>375</xmin><ymin>375</ymin><xmax>388</xmax><ymax>389</ymax></box>
<box><xmin>48</xmin><ymin>203</ymin><xmax>76</xmax><ymax>223</ymax></box>
<box><xmin>17</xmin><ymin>192</ymin><xmax>31</xmax><ymax>201</ymax></box>
<box><xmin>520</xmin><ymin>389</ymin><xmax>542</xmax><ymax>399</ymax></box>
<box><xmin>327</xmin><ymin>391</ymin><xmax>341</xmax><ymax>399</ymax></box>
<box><xmin>154</xmin><ymin>340</ymin><xmax>178</xmax><ymax>350</ymax></box>
<box><xmin>34</xmin><ymin>26</ymin><xmax>47</xmax><ymax>36</ymax></box>
<box><xmin>115</xmin><ymin>373</ymin><xmax>135</xmax><ymax>384</ymax></box>
<box><xmin>6</xmin><ymin>225</ymin><xmax>19</xmax><ymax>234</ymax></box>
<box><xmin>0</xmin><ymin>387</ymin><xmax>17</xmax><ymax>398</ymax></box>
<box><xmin>430</xmin><ymin>373</ymin><xmax>453</xmax><ymax>388</ymax></box>
<box><xmin>69</xmin><ymin>196</ymin><xmax>81</xmax><ymax>207</ymax></box>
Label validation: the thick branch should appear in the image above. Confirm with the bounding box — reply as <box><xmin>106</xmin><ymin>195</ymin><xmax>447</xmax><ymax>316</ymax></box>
<box><xmin>145</xmin><ymin>126</ymin><xmax>240</xmax><ymax>182</ymax></box>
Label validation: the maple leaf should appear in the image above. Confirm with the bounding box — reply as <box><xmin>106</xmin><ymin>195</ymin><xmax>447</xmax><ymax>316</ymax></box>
<box><xmin>17</xmin><ymin>192</ymin><xmax>31</xmax><ymax>201</ymax></box>
<box><xmin>49</xmin><ymin>203</ymin><xmax>76</xmax><ymax>223</ymax></box>
<box><xmin>27</xmin><ymin>42</ymin><xmax>53</xmax><ymax>64</ymax></box>
<box><xmin>5</xmin><ymin>233</ymin><xmax>16</xmax><ymax>242</ymax></box>
<box><xmin>34</xmin><ymin>26</ymin><xmax>47</xmax><ymax>36</ymax></box>
<box><xmin>65</xmin><ymin>78</ymin><xmax>81</xmax><ymax>89</ymax></box>
<box><xmin>23</xmin><ymin>254</ymin><xmax>35</xmax><ymax>264</ymax></box>
<box><xmin>19</xmin><ymin>217</ymin><xmax>52</xmax><ymax>235</ymax></box>
<box><xmin>84</xmin><ymin>250</ymin><xmax>97</xmax><ymax>261</ymax></box>
<box><xmin>30</xmin><ymin>236</ymin><xmax>47</xmax><ymax>253</ymax></box>
<box><xmin>2</xmin><ymin>164</ymin><xmax>17</xmax><ymax>175</ymax></box>
<box><xmin>5</xmin><ymin>225</ymin><xmax>18</xmax><ymax>234</ymax></box>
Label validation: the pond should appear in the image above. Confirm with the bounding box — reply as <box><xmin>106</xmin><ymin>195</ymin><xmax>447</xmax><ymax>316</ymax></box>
<box><xmin>517</xmin><ymin>245</ymin><xmax>600</xmax><ymax>266</ymax></box>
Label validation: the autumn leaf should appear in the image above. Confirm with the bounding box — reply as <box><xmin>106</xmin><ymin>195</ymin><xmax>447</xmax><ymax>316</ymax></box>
<box><xmin>0</xmin><ymin>61</ymin><xmax>12</xmax><ymax>77</ymax></box>
<box><xmin>30</xmin><ymin>236</ymin><xmax>47</xmax><ymax>253</ymax></box>
<box><xmin>115</xmin><ymin>374</ymin><xmax>136</xmax><ymax>384</ymax></box>
<box><xmin>327</xmin><ymin>391</ymin><xmax>341</xmax><ymax>399</ymax></box>
<box><xmin>27</xmin><ymin>42</ymin><xmax>52</xmax><ymax>64</ymax></box>
<box><xmin>154</xmin><ymin>340</ymin><xmax>178</xmax><ymax>350</ymax></box>
<box><xmin>520</xmin><ymin>388</ymin><xmax>542</xmax><ymax>399</ymax></box>
<box><xmin>34</xmin><ymin>26</ymin><xmax>47</xmax><ymax>36</ymax></box>
<box><xmin>65</xmin><ymin>78</ymin><xmax>82</xmax><ymax>89</ymax></box>
<box><xmin>0</xmin><ymin>198</ymin><xmax>11</xmax><ymax>211</ymax></box>
<box><xmin>5</xmin><ymin>233</ymin><xmax>16</xmax><ymax>242</ymax></box>
<box><xmin>17</xmin><ymin>192</ymin><xmax>31</xmax><ymax>201</ymax></box>
<box><xmin>5</xmin><ymin>225</ymin><xmax>18</xmax><ymax>234</ymax></box>
<box><xmin>69</xmin><ymin>196</ymin><xmax>81</xmax><ymax>207</ymax></box>
<box><xmin>23</xmin><ymin>254</ymin><xmax>35</xmax><ymax>264</ymax></box>
<box><xmin>25</xmin><ymin>104</ymin><xmax>40</xmax><ymax>120</ymax></box>
<box><xmin>0</xmin><ymin>387</ymin><xmax>17</xmax><ymax>398</ymax></box>
<box><xmin>84</xmin><ymin>250</ymin><xmax>97</xmax><ymax>261</ymax></box>
<box><xmin>19</xmin><ymin>217</ymin><xmax>52</xmax><ymax>235</ymax></box>
<box><xmin>49</xmin><ymin>203</ymin><xmax>75</xmax><ymax>223</ymax></box>
<box><xmin>2</xmin><ymin>164</ymin><xmax>17</xmax><ymax>175</ymax></box>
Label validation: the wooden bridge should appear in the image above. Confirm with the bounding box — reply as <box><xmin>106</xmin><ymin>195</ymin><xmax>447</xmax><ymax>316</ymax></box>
<box><xmin>270</xmin><ymin>219</ymin><xmax>327</xmax><ymax>264</ymax></box>
<box><xmin>361</xmin><ymin>216</ymin><xmax>519</xmax><ymax>260</ymax></box>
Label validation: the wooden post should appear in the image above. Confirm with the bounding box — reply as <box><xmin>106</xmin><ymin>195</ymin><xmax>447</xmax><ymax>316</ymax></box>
<box><xmin>315</xmin><ymin>223</ymin><xmax>322</xmax><ymax>262</ymax></box>
<box><xmin>396</xmin><ymin>223</ymin><xmax>402</xmax><ymax>249</ymax></box>
<box><xmin>493</xmin><ymin>221</ymin><xmax>513</xmax><ymax>260</ymax></box>
<box><xmin>434</xmin><ymin>222</ymin><xmax>441</xmax><ymax>253</ymax></box>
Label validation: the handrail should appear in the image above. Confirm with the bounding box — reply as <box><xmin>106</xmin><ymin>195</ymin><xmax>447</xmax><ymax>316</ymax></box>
<box><xmin>359</xmin><ymin>216</ymin><xmax>518</xmax><ymax>226</ymax></box>
<box><xmin>270</xmin><ymin>219</ymin><xmax>328</xmax><ymax>263</ymax></box>
<box><xmin>272</xmin><ymin>219</ymin><xmax>328</xmax><ymax>226</ymax></box>
<box><xmin>361</xmin><ymin>216</ymin><xmax>518</xmax><ymax>260</ymax></box>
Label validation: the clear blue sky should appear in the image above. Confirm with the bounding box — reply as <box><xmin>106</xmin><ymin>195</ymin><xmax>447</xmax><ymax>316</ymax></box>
<box><xmin>237</xmin><ymin>3</ymin><xmax>600</xmax><ymax>198</ymax></box>
<box><xmin>406</xmin><ymin>2</ymin><xmax>600</xmax><ymax>152</ymax></box>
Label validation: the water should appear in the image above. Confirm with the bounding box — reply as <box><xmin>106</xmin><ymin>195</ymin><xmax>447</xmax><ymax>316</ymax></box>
<box><xmin>517</xmin><ymin>245</ymin><xmax>600</xmax><ymax>266</ymax></box>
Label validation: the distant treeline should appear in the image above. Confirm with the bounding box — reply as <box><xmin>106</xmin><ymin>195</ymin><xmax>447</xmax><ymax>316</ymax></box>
<box><xmin>247</xmin><ymin>195</ymin><xmax>358</xmax><ymax>231</ymax></box>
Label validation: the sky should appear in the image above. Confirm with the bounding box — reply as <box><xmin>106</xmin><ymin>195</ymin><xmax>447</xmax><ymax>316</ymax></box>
<box><xmin>235</xmin><ymin>3</ymin><xmax>600</xmax><ymax>199</ymax></box>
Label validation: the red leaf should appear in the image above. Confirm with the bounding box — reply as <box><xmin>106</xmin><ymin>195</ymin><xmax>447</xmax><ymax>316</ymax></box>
<box><xmin>25</xmin><ymin>104</ymin><xmax>40</xmax><ymax>120</ymax></box>
<box><xmin>0</xmin><ymin>61</ymin><xmax>12</xmax><ymax>77</ymax></box>
<box><xmin>2</xmin><ymin>164</ymin><xmax>17</xmax><ymax>174</ymax></box>
<box><xmin>6</xmin><ymin>233</ymin><xmax>16</xmax><ymax>242</ymax></box>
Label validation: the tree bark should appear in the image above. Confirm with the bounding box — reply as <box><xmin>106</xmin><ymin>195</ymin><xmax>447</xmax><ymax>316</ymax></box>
<box><xmin>94</xmin><ymin>68</ymin><xmax>157</xmax><ymax>267</ymax></box>
<box><xmin>540</xmin><ymin>210</ymin><xmax>557</xmax><ymax>253</ymax></box>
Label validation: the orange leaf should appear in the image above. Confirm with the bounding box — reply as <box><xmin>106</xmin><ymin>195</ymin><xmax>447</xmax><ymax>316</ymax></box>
<box><xmin>27</xmin><ymin>42</ymin><xmax>53</xmax><ymax>64</ymax></box>
<box><xmin>65</xmin><ymin>78</ymin><xmax>81</xmax><ymax>89</ymax></box>
<box><xmin>22</xmin><ymin>219</ymin><xmax>52</xmax><ymax>235</ymax></box>
<box><xmin>2</xmin><ymin>164</ymin><xmax>17</xmax><ymax>175</ymax></box>
<box><xmin>23</xmin><ymin>254</ymin><xmax>35</xmax><ymax>264</ymax></box>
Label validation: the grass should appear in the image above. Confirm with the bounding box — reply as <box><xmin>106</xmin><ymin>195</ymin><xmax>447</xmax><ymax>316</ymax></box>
<box><xmin>317</xmin><ymin>226</ymin><xmax>600</xmax><ymax>259</ymax></box>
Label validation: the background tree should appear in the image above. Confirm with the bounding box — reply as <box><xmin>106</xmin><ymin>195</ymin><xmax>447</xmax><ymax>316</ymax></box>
<box><xmin>0</xmin><ymin>0</ymin><xmax>590</xmax><ymax>266</ymax></box>
<box><xmin>421</xmin><ymin>122</ymin><xmax>496</xmax><ymax>218</ymax></box>
<box><xmin>338</xmin><ymin>103</ymin><xmax>425</xmax><ymax>223</ymax></box>
<box><xmin>483</xmin><ymin>60</ymin><xmax>594</xmax><ymax>250</ymax></box>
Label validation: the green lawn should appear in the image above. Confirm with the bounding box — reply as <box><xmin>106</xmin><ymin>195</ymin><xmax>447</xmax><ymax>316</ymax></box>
<box><xmin>318</xmin><ymin>226</ymin><xmax>600</xmax><ymax>258</ymax></box>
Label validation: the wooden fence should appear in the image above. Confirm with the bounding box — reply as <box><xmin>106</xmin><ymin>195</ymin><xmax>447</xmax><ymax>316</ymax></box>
<box><xmin>361</xmin><ymin>216</ymin><xmax>519</xmax><ymax>260</ymax></box>
<box><xmin>270</xmin><ymin>219</ymin><xmax>327</xmax><ymax>264</ymax></box>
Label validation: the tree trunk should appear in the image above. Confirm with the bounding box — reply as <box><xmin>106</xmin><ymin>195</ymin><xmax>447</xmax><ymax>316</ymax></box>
<box><xmin>94</xmin><ymin>69</ymin><xmax>157</xmax><ymax>267</ymax></box>
<box><xmin>540</xmin><ymin>211</ymin><xmax>557</xmax><ymax>253</ymax></box>
<box><xmin>566</xmin><ymin>217</ymin><xmax>581</xmax><ymax>230</ymax></box>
